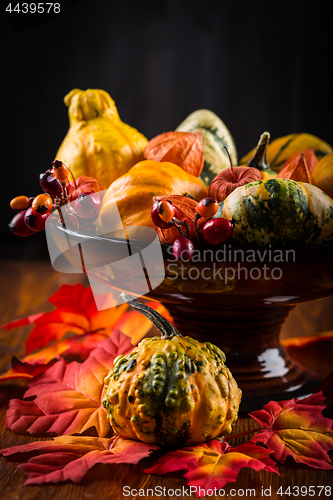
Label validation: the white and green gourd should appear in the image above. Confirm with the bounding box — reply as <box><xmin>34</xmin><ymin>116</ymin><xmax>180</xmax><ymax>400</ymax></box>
<box><xmin>176</xmin><ymin>109</ymin><xmax>237</xmax><ymax>186</ymax></box>
<box><xmin>215</xmin><ymin>178</ymin><xmax>333</xmax><ymax>246</ymax></box>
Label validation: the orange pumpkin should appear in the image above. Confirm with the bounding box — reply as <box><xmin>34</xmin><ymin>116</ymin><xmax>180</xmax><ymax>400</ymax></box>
<box><xmin>98</xmin><ymin>160</ymin><xmax>208</xmax><ymax>237</ymax></box>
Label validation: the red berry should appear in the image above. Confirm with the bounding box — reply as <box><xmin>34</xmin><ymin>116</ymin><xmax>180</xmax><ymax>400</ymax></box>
<box><xmin>75</xmin><ymin>192</ymin><xmax>101</xmax><ymax>220</ymax></box>
<box><xmin>202</xmin><ymin>218</ymin><xmax>234</xmax><ymax>245</ymax></box>
<box><xmin>197</xmin><ymin>197</ymin><xmax>219</xmax><ymax>218</ymax></box>
<box><xmin>32</xmin><ymin>193</ymin><xmax>53</xmax><ymax>214</ymax></box>
<box><xmin>24</xmin><ymin>207</ymin><xmax>50</xmax><ymax>231</ymax></box>
<box><xmin>8</xmin><ymin>210</ymin><xmax>35</xmax><ymax>237</ymax></box>
<box><xmin>40</xmin><ymin>169</ymin><xmax>63</xmax><ymax>198</ymax></box>
<box><xmin>173</xmin><ymin>237</ymin><xmax>194</xmax><ymax>261</ymax></box>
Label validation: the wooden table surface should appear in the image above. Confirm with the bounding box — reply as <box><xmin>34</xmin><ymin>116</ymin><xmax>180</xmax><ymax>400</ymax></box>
<box><xmin>0</xmin><ymin>260</ymin><xmax>332</xmax><ymax>500</ymax></box>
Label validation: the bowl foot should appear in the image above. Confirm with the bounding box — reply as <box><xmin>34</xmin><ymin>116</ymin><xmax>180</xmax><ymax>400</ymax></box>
<box><xmin>221</xmin><ymin>343</ymin><xmax>320</xmax><ymax>413</ymax></box>
<box><xmin>165</xmin><ymin>302</ymin><xmax>320</xmax><ymax>413</ymax></box>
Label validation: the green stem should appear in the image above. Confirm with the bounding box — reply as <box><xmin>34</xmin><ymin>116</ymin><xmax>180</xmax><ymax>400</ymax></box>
<box><xmin>247</xmin><ymin>131</ymin><xmax>271</xmax><ymax>171</ymax></box>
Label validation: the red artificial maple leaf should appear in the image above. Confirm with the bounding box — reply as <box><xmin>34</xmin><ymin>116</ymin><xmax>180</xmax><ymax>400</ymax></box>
<box><xmin>249</xmin><ymin>392</ymin><xmax>333</xmax><ymax>469</ymax></box>
<box><xmin>145</xmin><ymin>439</ymin><xmax>279</xmax><ymax>496</ymax></box>
<box><xmin>0</xmin><ymin>435</ymin><xmax>158</xmax><ymax>485</ymax></box>
<box><xmin>6</xmin><ymin>329</ymin><xmax>132</xmax><ymax>437</ymax></box>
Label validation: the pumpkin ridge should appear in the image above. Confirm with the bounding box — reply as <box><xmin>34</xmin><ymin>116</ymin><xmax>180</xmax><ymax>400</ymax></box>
<box><xmin>151</xmin><ymin>346</ymin><xmax>193</xmax><ymax>446</ymax></box>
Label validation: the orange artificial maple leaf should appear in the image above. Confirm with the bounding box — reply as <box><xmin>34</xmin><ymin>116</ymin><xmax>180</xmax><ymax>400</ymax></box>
<box><xmin>1</xmin><ymin>283</ymin><xmax>126</xmax><ymax>354</ymax></box>
<box><xmin>250</xmin><ymin>392</ymin><xmax>333</xmax><ymax>469</ymax></box>
<box><xmin>0</xmin><ymin>435</ymin><xmax>158</xmax><ymax>485</ymax></box>
<box><xmin>6</xmin><ymin>329</ymin><xmax>132</xmax><ymax>437</ymax></box>
<box><xmin>0</xmin><ymin>284</ymin><xmax>169</xmax><ymax>380</ymax></box>
<box><xmin>282</xmin><ymin>147</ymin><xmax>318</xmax><ymax>173</ymax></box>
<box><xmin>145</xmin><ymin>440</ymin><xmax>279</xmax><ymax>496</ymax></box>
<box><xmin>277</xmin><ymin>152</ymin><xmax>315</xmax><ymax>184</ymax></box>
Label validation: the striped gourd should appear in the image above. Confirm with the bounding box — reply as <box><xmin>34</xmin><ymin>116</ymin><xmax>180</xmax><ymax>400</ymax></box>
<box><xmin>313</xmin><ymin>152</ymin><xmax>333</xmax><ymax>199</ymax></box>
<box><xmin>241</xmin><ymin>133</ymin><xmax>332</xmax><ymax>171</ymax></box>
<box><xmin>218</xmin><ymin>178</ymin><xmax>333</xmax><ymax>246</ymax></box>
<box><xmin>176</xmin><ymin>109</ymin><xmax>237</xmax><ymax>186</ymax></box>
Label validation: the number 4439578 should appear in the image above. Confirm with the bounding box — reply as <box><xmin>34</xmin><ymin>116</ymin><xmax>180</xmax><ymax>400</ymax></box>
<box><xmin>277</xmin><ymin>485</ymin><xmax>331</xmax><ymax>496</ymax></box>
<box><xmin>6</xmin><ymin>3</ymin><xmax>61</xmax><ymax>14</ymax></box>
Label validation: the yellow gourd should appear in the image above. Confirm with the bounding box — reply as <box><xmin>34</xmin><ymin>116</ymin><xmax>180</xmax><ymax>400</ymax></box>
<box><xmin>55</xmin><ymin>89</ymin><xmax>148</xmax><ymax>189</ymax></box>
<box><xmin>241</xmin><ymin>133</ymin><xmax>332</xmax><ymax>171</ymax></box>
<box><xmin>312</xmin><ymin>152</ymin><xmax>333</xmax><ymax>198</ymax></box>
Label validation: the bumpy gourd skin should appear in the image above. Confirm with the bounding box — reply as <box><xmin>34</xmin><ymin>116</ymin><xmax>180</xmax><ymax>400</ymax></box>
<box><xmin>55</xmin><ymin>89</ymin><xmax>148</xmax><ymax>189</ymax></box>
<box><xmin>103</xmin><ymin>335</ymin><xmax>241</xmax><ymax>447</ymax></box>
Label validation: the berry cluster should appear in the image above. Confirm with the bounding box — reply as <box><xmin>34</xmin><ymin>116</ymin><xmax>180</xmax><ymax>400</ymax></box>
<box><xmin>151</xmin><ymin>197</ymin><xmax>234</xmax><ymax>260</ymax></box>
<box><xmin>9</xmin><ymin>160</ymin><xmax>102</xmax><ymax>237</ymax></box>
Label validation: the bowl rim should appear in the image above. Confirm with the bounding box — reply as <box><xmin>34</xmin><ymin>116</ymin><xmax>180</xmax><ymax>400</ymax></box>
<box><xmin>51</xmin><ymin>222</ymin><xmax>333</xmax><ymax>257</ymax></box>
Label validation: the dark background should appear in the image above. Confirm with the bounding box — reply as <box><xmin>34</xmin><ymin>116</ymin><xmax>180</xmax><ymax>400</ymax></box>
<box><xmin>1</xmin><ymin>0</ymin><xmax>332</xmax><ymax>258</ymax></box>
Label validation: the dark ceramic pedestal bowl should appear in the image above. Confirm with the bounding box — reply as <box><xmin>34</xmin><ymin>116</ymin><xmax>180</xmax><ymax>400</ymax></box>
<box><xmin>49</xmin><ymin>223</ymin><xmax>333</xmax><ymax>413</ymax></box>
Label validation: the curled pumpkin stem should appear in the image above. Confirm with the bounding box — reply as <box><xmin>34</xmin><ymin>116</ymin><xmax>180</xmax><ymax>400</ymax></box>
<box><xmin>120</xmin><ymin>292</ymin><xmax>182</xmax><ymax>339</ymax></box>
